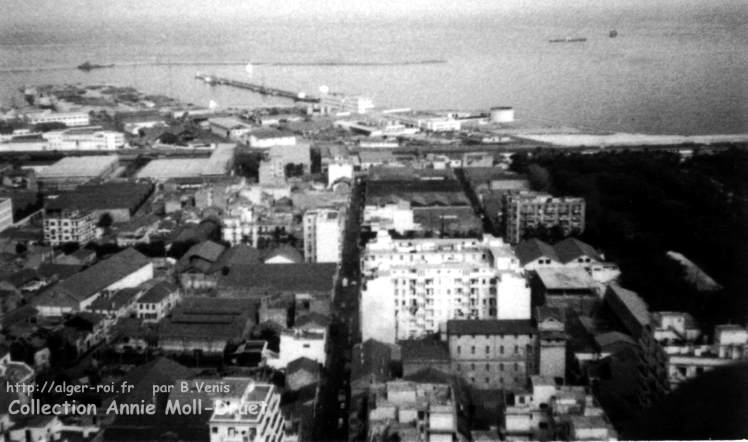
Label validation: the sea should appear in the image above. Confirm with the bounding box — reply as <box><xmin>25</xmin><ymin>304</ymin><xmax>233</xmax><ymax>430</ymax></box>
<box><xmin>1</xmin><ymin>1</ymin><xmax>747</xmax><ymax>135</ymax></box>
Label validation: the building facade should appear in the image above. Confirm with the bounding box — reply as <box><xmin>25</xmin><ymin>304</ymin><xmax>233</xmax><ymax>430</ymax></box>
<box><xmin>360</xmin><ymin>232</ymin><xmax>531</xmax><ymax>343</ymax></box>
<box><xmin>447</xmin><ymin>319</ymin><xmax>537</xmax><ymax>390</ymax></box>
<box><xmin>303</xmin><ymin>208</ymin><xmax>345</xmax><ymax>263</ymax></box>
<box><xmin>503</xmin><ymin>192</ymin><xmax>586</xmax><ymax>244</ymax></box>
<box><xmin>43</xmin><ymin>209</ymin><xmax>97</xmax><ymax>246</ymax></box>
<box><xmin>207</xmin><ymin>379</ymin><xmax>285</xmax><ymax>442</ymax></box>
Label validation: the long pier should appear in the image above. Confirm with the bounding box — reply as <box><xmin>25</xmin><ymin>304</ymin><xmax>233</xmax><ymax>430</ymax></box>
<box><xmin>195</xmin><ymin>74</ymin><xmax>319</xmax><ymax>103</ymax></box>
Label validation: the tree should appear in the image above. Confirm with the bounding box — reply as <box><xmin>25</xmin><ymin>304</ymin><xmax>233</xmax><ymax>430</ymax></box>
<box><xmin>527</xmin><ymin>164</ymin><xmax>551</xmax><ymax>192</ymax></box>
<box><xmin>97</xmin><ymin>213</ymin><xmax>113</xmax><ymax>228</ymax></box>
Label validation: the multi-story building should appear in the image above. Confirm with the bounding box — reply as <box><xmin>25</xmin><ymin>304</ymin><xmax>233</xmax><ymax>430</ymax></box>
<box><xmin>604</xmin><ymin>284</ymin><xmax>668</xmax><ymax>408</ymax></box>
<box><xmin>0</xmin><ymin>198</ymin><xmax>13</xmax><ymax>233</ymax></box>
<box><xmin>205</xmin><ymin>378</ymin><xmax>285</xmax><ymax>442</ymax></box>
<box><xmin>303</xmin><ymin>208</ymin><xmax>345</xmax><ymax>263</ymax></box>
<box><xmin>653</xmin><ymin>312</ymin><xmax>748</xmax><ymax>388</ymax></box>
<box><xmin>42</xmin><ymin>128</ymin><xmax>125</xmax><ymax>151</ymax></box>
<box><xmin>360</xmin><ymin>231</ymin><xmax>531</xmax><ymax>343</ymax></box>
<box><xmin>503</xmin><ymin>376</ymin><xmax>618</xmax><ymax>441</ymax></box>
<box><xmin>503</xmin><ymin>191</ymin><xmax>586</xmax><ymax>244</ymax></box>
<box><xmin>447</xmin><ymin>319</ymin><xmax>537</xmax><ymax>390</ymax></box>
<box><xmin>43</xmin><ymin>209</ymin><xmax>96</xmax><ymax>246</ymax></box>
<box><xmin>367</xmin><ymin>380</ymin><xmax>457</xmax><ymax>442</ymax></box>
<box><xmin>25</xmin><ymin>110</ymin><xmax>90</xmax><ymax>127</ymax></box>
<box><xmin>320</xmin><ymin>93</ymin><xmax>375</xmax><ymax>115</ymax></box>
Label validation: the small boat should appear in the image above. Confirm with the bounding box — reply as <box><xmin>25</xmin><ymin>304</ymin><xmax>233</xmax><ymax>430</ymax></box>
<box><xmin>77</xmin><ymin>61</ymin><xmax>114</xmax><ymax>71</ymax></box>
<box><xmin>549</xmin><ymin>37</ymin><xmax>587</xmax><ymax>43</ymax></box>
<box><xmin>609</xmin><ymin>30</ymin><xmax>618</xmax><ymax>38</ymax></box>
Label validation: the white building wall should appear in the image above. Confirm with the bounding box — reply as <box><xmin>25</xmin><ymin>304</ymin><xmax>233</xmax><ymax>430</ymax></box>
<box><xmin>107</xmin><ymin>264</ymin><xmax>154</xmax><ymax>291</ymax></box>
<box><xmin>496</xmin><ymin>272</ymin><xmax>531</xmax><ymax>320</ymax></box>
<box><xmin>267</xmin><ymin>331</ymin><xmax>326</xmax><ymax>369</ymax></box>
<box><xmin>361</xmin><ymin>277</ymin><xmax>397</xmax><ymax>344</ymax></box>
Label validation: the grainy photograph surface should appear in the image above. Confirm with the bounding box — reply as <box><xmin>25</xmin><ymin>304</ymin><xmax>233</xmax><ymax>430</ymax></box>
<box><xmin>0</xmin><ymin>1</ymin><xmax>746</xmax><ymax>441</ymax></box>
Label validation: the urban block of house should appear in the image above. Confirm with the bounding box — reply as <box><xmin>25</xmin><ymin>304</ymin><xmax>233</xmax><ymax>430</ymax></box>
<box><xmin>157</xmin><ymin>297</ymin><xmax>256</xmax><ymax>354</ymax></box>
<box><xmin>366</xmin><ymin>379</ymin><xmax>457</xmax><ymax>442</ymax></box>
<box><xmin>652</xmin><ymin>311</ymin><xmax>748</xmax><ymax>388</ymax></box>
<box><xmin>502</xmin><ymin>375</ymin><xmax>618</xmax><ymax>441</ymax></box>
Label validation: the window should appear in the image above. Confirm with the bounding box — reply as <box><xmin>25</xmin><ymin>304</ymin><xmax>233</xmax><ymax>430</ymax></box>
<box><xmin>500</xmin><ymin>345</ymin><xmax>504</xmax><ymax>354</ymax></box>
<box><xmin>485</xmin><ymin>345</ymin><xmax>490</xmax><ymax>355</ymax></box>
<box><xmin>485</xmin><ymin>363</ymin><xmax>490</xmax><ymax>371</ymax></box>
<box><xmin>457</xmin><ymin>345</ymin><xmax>461</xmax><ymax>355</ymax></box>
<box><xmin>471</xmin><ymin>346</ymin><xmax>475</xmax><ymax>355</ymax></box>
<box><xmin>212</xmin><ymin>427</ymin><xmax>218</xmax><ymax>434</ymax></box>
<box><xmin>514</xmin><ymin>345</ymin><xmax>519</xmax><ymax>354</ymax></box>
<box><xmin>470</xmin><ymin>363</ymin><xmax>475</xmax><ymax>370</ymax></box>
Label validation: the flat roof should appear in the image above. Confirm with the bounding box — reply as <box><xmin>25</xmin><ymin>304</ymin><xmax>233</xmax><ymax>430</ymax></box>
<box><xmin>38</xmin><ymin>155</ymin><xmax>118</xmax><ymax>178</ymax></box>
<box><xmin>535</xmin><ymin>267</ymin><xmax>595</xmax><ymax>289</ymax></box>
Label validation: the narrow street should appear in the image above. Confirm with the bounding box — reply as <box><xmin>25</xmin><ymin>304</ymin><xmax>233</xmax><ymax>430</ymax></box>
<box><xmin>314</xmin><ymin>178</ymin><xmax>365</xmax><ymax>441</ymax></box>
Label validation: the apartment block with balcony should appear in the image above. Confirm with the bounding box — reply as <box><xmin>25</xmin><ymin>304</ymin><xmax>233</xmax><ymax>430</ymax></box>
<box><xmin>303</xmin><ymin>208</ymin><xmax>345</xmax><ymax>263</ymax></box>
<box><xmin>503</xmin><ymin>192</ymin><xmax>586</xmax><ymax>244</ymax></box>
<box><xmin>360</xmin><ymin>231</ymin><xmax>531</xmax><ymax>343</ymax></box>
<box><xmin>43</xmin><ymin>209</ymin><xmax>97</xmax><ymax>246</ymax></box>
<box><xmin>203</xmin><ymin>378</ymin><xmax>285</xmax><ymax>442</ymax></box>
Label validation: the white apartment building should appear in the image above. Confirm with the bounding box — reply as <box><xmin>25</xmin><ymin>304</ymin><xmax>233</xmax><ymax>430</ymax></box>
<box><xmin>207</xmin><ymin>378</ymin><xmax>285</xmax><ymax>442</ymax></box>
<box><xmin>223</xmin><ymin>206</ymin><xmax>256</xmax><ymax>246</ymax></box>
<box><xmin>43</xmin><ymin>209</ymin><xmax>97</xmax><ymax>246</ymax></box>
<box><xmin>321</xmin><ymin>93</ymin><xmax>375</xmax><ymax>115</ymax></box>
<box><xmin>0</xmin><ymin>198</ymin><xmax>13</xmax><ymax>233</ymax></box>
<box><xmin>43</xmin><ymin>128</ymin><xmax>125</xmax><ymax>151</ymax></box>
<box><xmin>363</xmin><ymin>200</ymin><xmax>417</xmax><ymax>233</ymax></box>
<box><xmin>303</xmin><ymin>208</ymin><xmax>345</xmax><ymax>263</ymax></box>
<box><xmin>25</xmin><ymin>111</ymin><xmax>90</xmax><ymax>127</ymax></box>
<box><xmin>360</xmin><ymin>231</ymin><xmax>531</xmax><ymax>343</ymax></box>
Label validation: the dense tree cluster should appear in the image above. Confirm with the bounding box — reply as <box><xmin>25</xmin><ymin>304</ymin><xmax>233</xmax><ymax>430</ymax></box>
<box><xmin>512</xmin><ymin>148</ymin><xmax>748</xmax><ymax>327</ymax></box>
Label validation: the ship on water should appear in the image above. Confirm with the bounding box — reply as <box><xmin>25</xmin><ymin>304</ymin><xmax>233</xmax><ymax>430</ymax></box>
<box><xmin>549</xmin><ymin>37</ymin><xmax>587</xmax><ymax>43</ymax></box>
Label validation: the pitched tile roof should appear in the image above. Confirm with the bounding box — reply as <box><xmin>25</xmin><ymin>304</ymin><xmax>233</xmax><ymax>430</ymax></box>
<box><xmin>262</xmin><ymin>245</ymin><xmax>303</xmax><ymax>264</ymax></box>
<box><xmin>287</xmin><ymin>356</ymin><xmax>321</xmax><ymax>376</ymax></box>
<box><xmin>218</xmin><ymin>263</ymin><xmax>337</xmax><ymax>294</ymax></box>
<box><xmin>554</xmin><ymin>238</ymin><xmax>602</xmax><ymax>264</ymax></box>
<box><xmin>38</xmin><ymin>248</ymin><xmax>150</xmax><ymax>303</ymax></box>
<box><xmin>403</xmin><ymin>367</ymin><xmax>452</xmax><ymax>384</ymax></box>
<box><xmin>514</xmin><ymin>238</ymin><xmax>559</xmax><ymax>266</ymax></box>
<box><xmin>400</xmin><ymin>337</ymin><xmax>449</xmax><ymax>362</ymax></box>
<box><xmin>294</xmin><ymin>312</ymin><xmax>331</xmax><ymax>330</ymax></box>
<box><xmin>447</xmin><ymin>319</ymin><xmax>536</xmax><ymax>336</ymax></box>
<box><xmin>138</xmin><ymin>281</ymin><xmax>178</xmax><ymax>303</ymax></box>
<box><xmin>605</xmin><ymin>283</ymin><xmax>651</xmax><ymax>328</ymax></box>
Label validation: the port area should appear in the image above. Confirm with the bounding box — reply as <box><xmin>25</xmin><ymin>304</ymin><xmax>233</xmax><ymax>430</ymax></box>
<box><xmin>195</xmin><ymin>73</ymin><xmax>319</xmax><ymax>103</ymax></box>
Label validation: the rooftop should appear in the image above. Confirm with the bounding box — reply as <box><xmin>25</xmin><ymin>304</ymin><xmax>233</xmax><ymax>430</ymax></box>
<box><xmin>447</xmin><ymin>319</ymin><xmax>535</xmax><ymax>336</ymax></box>
<box><xmin>38</xmin><ymin>155</ymin><xmax>118</xmax><ymax>179</ymax></box>
<box><xmin>534</xmin><ymin>267</ymin><xmax>596</xmax><ymax>290</ymax></box>
<box><xmin>138</xmin><ymin>281</ymin><xmax>178</xmax><ymax>303</ymax></box>
<box><xmin>36</xmin><ymin>248</ymin><xmax>150</xmax><ymax>304</ymax></box>
<box><xmin>218</xmin><ymin>263</ymin><xmax>336</xmax><ymax>294</ymax></box>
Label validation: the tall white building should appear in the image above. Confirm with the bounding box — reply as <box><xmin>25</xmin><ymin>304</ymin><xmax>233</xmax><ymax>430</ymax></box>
<box><xmin>303</xmin><ymin>208</ymin><xmax>345</xmax><ymax>263</ymax></box>
<box><xmin>360</xmin><ymin>231</ymin><xmax>531</xmax><ymax>343</ymax></box>
<box><xmin>43</xmin><ymin>128</ymin><xmax>125</xmax><ymax>151</ymax></box>
<box><xmin>25</xmin><ymin>110</ymin><xmax>90</xmax><ymax>127</ymax></box>
<box><xmin>320</xmin><ymin>93</ymin><xmax>375</xmax><ymax>115</ymax></box>
<box><xmin>206</xmin><ymin>378</ymin><xmax>285</xmax><ymax>442</ymax></box>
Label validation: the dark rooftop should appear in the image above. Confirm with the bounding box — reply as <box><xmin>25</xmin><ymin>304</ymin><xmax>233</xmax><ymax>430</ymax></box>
<box><xmin>447</xmin><ymin>319</ymin><xmax>536</xmax><ymax>336</ymax></box>
<box><xmin>218</xmin><ymin>263</ymin><xmax>337</xmax><ymax>294</ymax></box>
<box><xmin>400</xmin><ymin>337</ymin><xmax>449</xmax><ymax>362</ymax></box>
